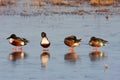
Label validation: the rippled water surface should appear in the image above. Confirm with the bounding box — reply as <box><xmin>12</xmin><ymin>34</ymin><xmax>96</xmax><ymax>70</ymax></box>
<box><xmin>0</xmin><ymin>13</ymin><xmax>120</xmax><ymax>80</ymax></box>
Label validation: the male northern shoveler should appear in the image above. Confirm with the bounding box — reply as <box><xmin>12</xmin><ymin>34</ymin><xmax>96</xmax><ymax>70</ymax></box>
<box><xmin>40</xmin><ymin>32</ymin><xmax>50</xmax><ymax>49</ymax></box>
<box><xmin>7</xmin><ymin>34</ymin><xmax>29</xmax><ymax>51</ymax></box>
<box><xmin>64</xmin><ymin>35</ymin><xmax>82</xmax><ymax>52</ymax></box>
<box><xmin>89</xmin><ymin>36</ymin><xmax>108</xmax><ymax>52</ymax></box>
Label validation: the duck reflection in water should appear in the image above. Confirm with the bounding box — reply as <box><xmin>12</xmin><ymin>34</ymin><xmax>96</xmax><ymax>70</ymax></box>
<box><xmin>89</xmin><ymin>51</ymin><xmax>106</xmax><ymax>62</ymax></box>
<box><xmin>40</xmin><ymin>51</ymin><xmax>50</xmax><ymax>68</ymax></box>
<box><xmin>64</xmin><ymin>52</ymin><xmax>80</xmax><ymax>62</ymax></box>
<box><xmin>9</xmin><ymin>51</ymin><xmax>27</xmax><ymax>61</ymax></box>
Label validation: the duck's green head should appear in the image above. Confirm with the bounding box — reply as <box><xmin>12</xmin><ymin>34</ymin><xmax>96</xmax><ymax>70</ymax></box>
<box><xmin>41</xmin><ymin>32</ymin><xmax>46</xmax><ymax>38</ymax></box>
<box><xmin>7</xmin><ymin>34</ymin><xmax>17</xmax><ymax>39</ymax></box>
<box><xmin>91</xmin><ymin>36</ymin><xmax>96</xmax><ymax>40</ymax></box>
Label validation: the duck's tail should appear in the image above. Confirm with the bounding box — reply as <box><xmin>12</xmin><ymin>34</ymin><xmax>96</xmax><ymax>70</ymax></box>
<box><xmin>22</xmin><ymin>38</ymin><xmax>29</xmax><ymax>45</ymax></box>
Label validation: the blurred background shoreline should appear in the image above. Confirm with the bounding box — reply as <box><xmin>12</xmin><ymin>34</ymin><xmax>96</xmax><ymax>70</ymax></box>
<box><xmin>0</xmin><ymin>0</ymin><xmax>120</xmax><ymax>16</ymax></box>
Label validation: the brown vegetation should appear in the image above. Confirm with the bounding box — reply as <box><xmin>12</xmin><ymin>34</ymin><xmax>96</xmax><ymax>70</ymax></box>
<box><xmin>31</xmin><ymin>0</ymin><xmax>45</xmax><ymax>6</ymax></box>
<box><xmin>0</xmin><ymin>0</ymin><xmax>16</xmax><ymax>6</ymax></box>
<box><xmin>0</xmin><ymin>0</ymin><xmax>119</xmax><ymax>16</ymax></box>
<box><xmin>90</xmin><ymin>0</ymin><xmax>115</xmax><ymax>6</ymax></box>
<box><xmin>0</xmin><ymin>0</ymin><xmax>116</xmax><ymax>7</ymax></box>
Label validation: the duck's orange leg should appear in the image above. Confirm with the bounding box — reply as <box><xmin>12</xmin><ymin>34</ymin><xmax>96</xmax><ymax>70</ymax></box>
<box><xmin>70</xmin><ymin>47</ymin><xmax>74</xmax><ymax>53</ymax></box>
<box><xmin>12</xmin><ymin>47</ymin><xmax>17</xmax><ymax>51</ymax></box>
<box><xmin>93</xmin><ymin>47</ymin><xmax>98</xmax><ymax>52</ymax></box>
<box><xmin>95</xmin><ymin>47</ymin><xmax>98</xmax><ymax>52</ymax></box>
<box><xmin>42</xmin><ymin>48</ymin><xmax>49</xmax><ymax>52</ymax></box>
<box><xmin>19</xmin><ymin>46</ymin><xmax>23</xmax><ymax>52</ymax></box>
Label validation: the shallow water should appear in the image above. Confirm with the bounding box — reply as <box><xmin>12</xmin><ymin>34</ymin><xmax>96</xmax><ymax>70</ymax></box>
<box><xmin>0</xmin><ymin>14</ymin><xmax>120</xmax><ymax>80</ymax></box>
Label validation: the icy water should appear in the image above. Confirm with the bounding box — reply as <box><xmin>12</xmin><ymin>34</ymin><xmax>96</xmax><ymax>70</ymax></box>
<box><xmin>0</xmin><ymin>14</ymin><xmax>120</xmax><ymax>80</ymax></box>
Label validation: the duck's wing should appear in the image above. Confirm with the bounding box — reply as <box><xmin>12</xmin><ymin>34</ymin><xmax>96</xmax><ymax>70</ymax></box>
<box><xmin>21</xmin><ymin>38</ymin><xmax>29</xmax><ymax>43</ymax></box>
<box><xmin>15</xmin><ymin>37</ymin><xmax>23</xmax><ymax>41</ymax></box>
<box><xmin>101</xmin><ymin>39</ymin><xmax>108</xmax><ymax>43</ymax></box>
<box><xmin>69</xmin><ymin>35</ymin><xmax>76</xmax><ymax>39</ymax></box>
<box><xmin>97</xmin><ymin>38</ymin><xmax>108</xmax><ymax>43</ymax></box>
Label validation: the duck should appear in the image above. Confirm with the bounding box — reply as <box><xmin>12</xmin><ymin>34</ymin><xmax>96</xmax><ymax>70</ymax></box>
<box><xmin>7</xmin><ymin>34</ymin><xmax>29</xmax><ymax>51</ymax></box>
<box><xmin>40</xmin><ymin>32</ymin><xmax>50</xmax><ymax>49</ymax></box>
<box><xmin>64</xmin><ymin>35</ymin><xmax>82</xmax><ymax>52</ymax></box>
<box><xmin>89</xmin><ymin>36</ymin><xmax>108</xmax><ymax>52</ymax></box>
